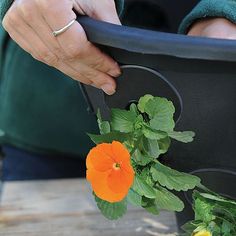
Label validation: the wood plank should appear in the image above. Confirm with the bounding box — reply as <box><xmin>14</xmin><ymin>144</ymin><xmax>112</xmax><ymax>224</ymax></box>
<box><xmin>0</xmin><ymin>179</ymin><xmax>96</xmax><ymax>216</ymax></box>
<box><xmin>0</xmin><ymin>179</ymin><xmax>178</xmax><ymax>236</ymax></box>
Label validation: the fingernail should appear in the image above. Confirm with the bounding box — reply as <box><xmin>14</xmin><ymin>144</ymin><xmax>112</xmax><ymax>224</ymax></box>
<box><xmin>108</xmin><ymin>67</ymin><xmax>121</xmax><ymax>77</ymax></box>
<box><xmin>108</xmin><ymin>62</ymin><xmax>121</xmax><ymax>77</ymax></box>
<box><xmin>101</xmin><ymin>84</ymin><xmax>116</xmax><ymax>95</ymax></box>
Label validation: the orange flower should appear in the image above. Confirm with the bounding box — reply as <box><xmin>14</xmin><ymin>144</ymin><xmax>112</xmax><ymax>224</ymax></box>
<box><xmin>86</xmin><ymin>141</ymin><xmax>135</xmax><ymax>203</ymax></box>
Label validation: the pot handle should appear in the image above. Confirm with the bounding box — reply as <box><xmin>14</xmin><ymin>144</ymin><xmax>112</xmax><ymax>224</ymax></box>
<box><xmin>77</xmin><ymin>16</ymin><xmax>236</xmax><ymax>62</ymax></box>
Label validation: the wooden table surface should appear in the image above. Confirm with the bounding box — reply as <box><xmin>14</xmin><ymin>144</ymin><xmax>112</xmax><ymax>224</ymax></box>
<box><xmin>0</xmin><ymin>179</ymin><xmax>178</xmax><ymax>236</ymax></box>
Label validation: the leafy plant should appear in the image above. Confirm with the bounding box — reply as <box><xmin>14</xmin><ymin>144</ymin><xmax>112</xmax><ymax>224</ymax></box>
<box><xmin>182</xmin><ymin>191</ymin><xmax>236</xmax><ymax>236</ymax></box>
<box><xmin>87</xmin><ymin>95</ymin><xmax>200</xmax><ymax>220</ymax></box>
<box><xmin>87</xmin><ymin>95</ymin><xmax>236</xmax><ymax>235</ymax></box>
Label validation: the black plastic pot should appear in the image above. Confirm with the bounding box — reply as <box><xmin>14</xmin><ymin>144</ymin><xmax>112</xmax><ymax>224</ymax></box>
<box><xmin>78</xmin><ymin>7</ymin><xmax>236</xmax><ymax>231</ymax></box>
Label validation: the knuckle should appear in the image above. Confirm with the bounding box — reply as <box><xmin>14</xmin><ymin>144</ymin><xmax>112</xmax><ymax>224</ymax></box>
<box><xmin>40</xmin><ymin>0</ymin><xmax>73</xmax><ymax>15</ymax></box>
<box><xmin>99</xmin><ymin>0</ymin><xmax>116</xmax><ymax>11</ymax></box>
<box><xmin>52</xmin><ymin>47</ymin><xmax>64</xmax><ymax>58</ymax></box>
<box><xmin>65</xmin><ymin>44</ymin><xmax>82</xmax><ymax>58</ymax></box>
<box><xmin>82</xmin><ymin>79</ymin><xmax>92</xmax><ymax>85</ymax></box>
<box><xmin>92</xmin><ymin>76</ymin><xmax>108</xmax><ymax>87</ymax></box>
<box><xmin>84</xmin><ymin>69</ymin><xmax>97</xmax><ymax>79</ymax></box>
<box><xmin>2</xmin><ymin>15</ymin><xmax>9</xmax><ymax>29</ymax></box>
<box><xmin>74</xmin><ymin>74</ymin><xmax>91</xmax><ymax>85</ymax></box>
<box><xmin>38</xmin><ymin>51</ymin><xmax>59</xmax><ymax>66</ymax></box>
<box><xmin>40</xmin><ymin>0</ymin><xmax>54</xmax><ymax>11</ymax></box>
<box><xmin>104</xmin><ymin>0</ymin><xmax>116</xmax><ymax>9</ymax></box>
<box><xmin>20</xmin><ymin>4</ymin><xmax>35</xmax><ymax>21</ymax></box>
<box><xmin>92</xmin><ymin>56</ymin><xmax>107</xmax><ymax>70</ymax></box>
<box><xmin>2</xmin><ymin>7</ymin><xmax>17</xmax><ymax>29</ymax></box>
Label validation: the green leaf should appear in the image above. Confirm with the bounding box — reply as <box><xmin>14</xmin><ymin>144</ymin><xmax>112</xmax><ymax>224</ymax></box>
<box><xmin>142</xmin><ymin>197</ymin><xmax>160</xmax><ymax>215</ymax></box>
<box><xmin>142</xmin><ymin>125</ymin><xmax>167</xmax><ymax>140</ymax></box>
<box><xmin>194</xmin><ymin>197</ymin><xmax>215</xmax><ymax>223</ymax></box>
<box><xmin>127</xmin><ymin>188</ymin><xmax>142</xmax><ymax>207</ymax></box>
<box><xmin>199</xmin><ymin>193</ymin><xmax>236</xmax><ymax>207</ymax></box>
<box><xmin>143</xmin><ymin>138</ymin><xmax>160</xmax><ymax>158</ymax></box>
<box><xmin>194</xmin><ymin>224</ymin><xmax>209</xmax><ymax>233</ymax></box>
<box><xmin>88</xmin><ymin>131</ymin><xmax>130</xmax><ymax>144</ymax></box>
<box><xmin>222</xmin><ymin>220</ymin><xmax>234</xmax><ymax>235</ymax></box>
<box><xmin>129</xmin><ymin>103</ymin><xmax>139</xmax><ymax>115</ymax></box>
<box><xmin>139</xmin><ymin>167</ymin><xmax>155</xmax><ymax>187</ymax></box>
<box><xmin>155</xmin><ymin>187</ymin><xmax>184</xmax><ymax>212</ymax></box>
<box><xmin>97</xmin><ymin>110</ymin><xmax>110</xmax><ymax>134</ymax></box>
<box><xmin>168</xmin><ymin>131</ymin><xmax>195</xmax><ymax>143</ymax></box>
<box><xmin>158</xmin><ymin>137</ymin><xmax>171</xmax><ymax>154</ymax></box>
<box><xmin>222</xmin><ymin>221</ymin><xmax>232</xmax><ymax>234</ymax></box>
<box><xmin>145</xmin><ymin>96</ymin><xmax>175</xmax><ymax>119</ymax></box>
<box><xmin>150</xmin><ymin>116</ymin><xmax>175</xmax><ymax>132</ymax></box>
<box><xmin>137</xmin><ymin>94</ymin><xmax>154</xmax><ymax>113</ymax></box>
<box><xmin>144</xmin><ymin>97</ymin><xmax>175</xmax><ymax>132</ymax></box>
<box><xmin>207</xmin><ymin>222</ymin><xmax>221</xmax><ymax>235</ymax></box>
<box><xmin>144</xmin><ymin>205</ymin><xmax>160</xmax><ymax>215</ymax></box>
<box><xmin>132</xmin><ymin>149</ymin><xmax>153</xmax><ymax>166</ymax></box>
<box><xmin>181</xmin><ymin>220</ymin><xmax>203</xmax><ymax>233</ymax></box>
<box><xmin>212</xmin><ymin>205</ymin><xmax>236</xmax><ymax>224</ymax></box>
<box><xmin>134</xmin><ymin>115</ymin><xmax>144</xmax><ymax>130</ymax></box>
<box><xmin>132</xmin><ymin>175</ymin><xmax>156</xmax><ymax>199</ymax></box>
<box><xmin>94</xmin><ymin>195</ymin><xmax>127</xmax><ymax>220</ymax></box>
<box><xmin>151</xmin><ymin>161</ymin><xmax>201</xmax><ymax>191</ymax></box>
<box><xmin>145</xmin><ymin>97</ymin><xmax>174</xmax><ymax>119</ymax></box>
<box><xmin>111</xmin><ymin>108</ymin><xmax>137</xmax><ymax>133</ymax></box>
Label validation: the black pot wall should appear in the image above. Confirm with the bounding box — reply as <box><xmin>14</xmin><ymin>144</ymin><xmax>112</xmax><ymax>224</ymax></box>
<box><xmin>122</xmin><ymin>0</ymin><xmax>200</xmax><ymax>32</ymax></box>
<box><xmin>78</xmin><ymin>7</ymin><xmax>236</xmax><ymax>231</ymax></box>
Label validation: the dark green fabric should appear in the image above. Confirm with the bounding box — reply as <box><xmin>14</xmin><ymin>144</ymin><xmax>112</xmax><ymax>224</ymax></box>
<box><xmin>116</xmin><ymin>0</ymin><xmax>124</xmax><ymax>17</ymax></box>
<box><xmin>0</xmin><ymin>0</ymin><xmax>14</xmax><ymax>21</ymax></box>
<box><xmin>0</xmin><ymin>0</ymin><xmax>236</xmax><ymax>157</ymax></box>
<box><xmin>0</xmin><ymin>0</ymin><xmax>124</xmax><ymax>157</ymax></box>
<box><xmin>0</xmin><ymin>36</ymin><xmax>98</xmax><ymax>156</ymax></box>
<box><xmin>179</xmin><ymin>0</ymin><xmax>236</xmax><ymax>34</ymax></box>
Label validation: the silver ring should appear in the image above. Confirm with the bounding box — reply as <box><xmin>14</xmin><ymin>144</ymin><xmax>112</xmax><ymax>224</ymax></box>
<box><xmin>52</xmin><ymin>18</ymin><xmax>76</xmax><ymax>37</ymax></box>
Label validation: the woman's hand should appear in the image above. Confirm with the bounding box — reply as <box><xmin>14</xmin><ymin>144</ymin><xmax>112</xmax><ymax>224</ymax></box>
<box><xmin>2</xmin><ymin>0</ymin><xmax>121</xmax><ymax>95</ymax></box>
<box><xmin>188</xmin><ymin>18</ymin><xmax>236</xmax><ymax>40</ymax></box>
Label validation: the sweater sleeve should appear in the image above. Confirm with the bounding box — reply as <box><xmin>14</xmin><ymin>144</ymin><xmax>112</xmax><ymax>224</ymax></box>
<box><xmin>115</xmin><ymin>0</ymin><xmax>124</xmax><ymax>17</ymax></box>
<box><xmin>1</xmin><ymin>0</ymin><xmax>124</xmax><ymax>22</ymax></box>
<box><xmin>0</xmin><ymin>0</ymin><xmax>14</xmax><ymax>21</ymax></box>
<box><xmin>179</xmin><ymin>0</ymin><xmax>236</xmax><ymax>34</ymax></box>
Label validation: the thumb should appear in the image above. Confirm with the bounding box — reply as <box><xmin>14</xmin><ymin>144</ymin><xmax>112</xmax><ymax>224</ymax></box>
<box><xmin>93</xmin><ymin>1</ymin><xmax>121</xmax><ymax>25</ymax></box>
<box><xmin>75</xmin><ymin>0</ymin><xmax>121</xmax><ymax>25</ymax></box>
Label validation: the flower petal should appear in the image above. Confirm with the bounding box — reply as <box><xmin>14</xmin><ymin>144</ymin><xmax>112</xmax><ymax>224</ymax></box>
<box><xmin>87</xmin><ymin>168</ymin><xmax>126</xmax><ymax>203</ymax></box>
<box><xmin>122</xmin><ymin>161</ymin><xmax>135</xmax><ymax>174</ymax></box>
<box><xmin>111</xmin><ymin>141</ymin><xmax>130</xmax><ymax>163</ymax></box>
<box><xmin>86</xmin><ymin>143</ymin><xmax>114</xmax><ymax>172</ymax></box>
<box><xmin>107</xmin><ymin>170</ymin><xmax>127</xmax><ymax>193</ymax></box>
<box><xmin>107</xmin><ymin>168</ymin><xmax>134</xmax><ymax>194</ymax></box>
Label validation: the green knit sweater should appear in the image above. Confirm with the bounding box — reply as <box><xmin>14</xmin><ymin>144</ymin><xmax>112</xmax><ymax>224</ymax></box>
<box><xmin>0</xmin><ymin>0</ymin><xmax>236</xmax><ymax>156</ymax></box>
<box><xmin>179</xmin><ymin>0</ymin><xmax>236</xmax><ymax>33</ymax></box>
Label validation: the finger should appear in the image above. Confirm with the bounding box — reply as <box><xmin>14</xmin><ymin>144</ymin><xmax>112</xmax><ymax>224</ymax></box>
<box><xmin>72</xmin><ymin>63</ymin><xmax>116</xmax><ymax>94</ymax></box>
<box><xmin>66</xmin><ymin>39</ymin><xmax>121</xmax><ymax>77</ymax></box>
<box><xmin>17</xmin><ymin>7</ymin><xmax>119</xmax><ymax>92</ymax></box>
<box><xmin>3</xmin><ymin>7</ymin><xmax>46</xmax><ymax>59</ymax></box>
<box><xmin>89</xmin><ymin>0</ymin><xmax>121</xmax><ymax>25</ymax></box>
<box><xmin>57</xmin><ymin>62</ymin><xmax>93</xmax><ymax>85</ymax></box>
<box><xmin>3</xmin><ymin>18</ymin><xmax>33</xmax><ymax>55</ymax></box>
<box><xmin>16</xmin><ymin>0</ymin><xmax>64</xmax><ymax>60</ymax></box>
<box><xmin>37</xmin><ymin>0</ymin><xmax>121</xmax><ymax>76</ymax></box>
<box><xmin>5</xmin><ymin>5</ymin><xmax>116</xmax><ymax>94</ymax></box>
<box><xmin>5</xmin><ymin>8</ymin><xmax>93</xmax><ymax>86</ymax></box>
